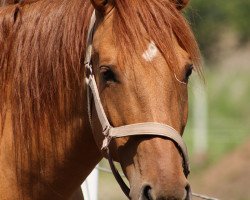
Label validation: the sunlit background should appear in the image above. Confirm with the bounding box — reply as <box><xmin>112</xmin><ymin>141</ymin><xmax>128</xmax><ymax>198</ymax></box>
<box><xmin>84</xmin><ymin>1</ymin><xmax>250</xmax><ymax>199</ymax></box>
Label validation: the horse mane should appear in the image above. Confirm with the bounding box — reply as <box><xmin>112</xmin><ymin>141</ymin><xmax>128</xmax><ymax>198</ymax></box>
<box><xmin>0</xmin><ymin>0</ymin><xmax>92</xmax><ymax>196</ymax></box>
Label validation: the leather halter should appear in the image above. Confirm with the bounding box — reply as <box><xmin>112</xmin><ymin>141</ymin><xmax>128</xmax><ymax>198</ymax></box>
<box><xmin>84</xmin><ymin>11</ymin><xmax>191</xmax><ymax>199</ymax></box>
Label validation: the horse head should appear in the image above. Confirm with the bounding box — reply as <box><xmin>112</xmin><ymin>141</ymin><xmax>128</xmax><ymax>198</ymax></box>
<box><xmin>87</xmin><ymin>0</ymin><xmax>200</xmax><ymax>199</ymax></box>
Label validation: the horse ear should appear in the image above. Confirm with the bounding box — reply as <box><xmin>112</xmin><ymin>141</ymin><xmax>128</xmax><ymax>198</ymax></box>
<box><xmin>173</xmin><ymin>0</ymin><xmax>190</xmax><ymax>10</ymax></box>
<box><xmin>90</xmin><ymin>0</ymin><xmax>114</xmax><ymax>15</ymax></box>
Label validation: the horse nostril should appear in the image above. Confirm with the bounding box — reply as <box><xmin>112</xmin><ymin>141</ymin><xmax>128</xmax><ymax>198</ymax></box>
<box><xmin>143</xmin><ymin>185</ymin><xmax>153</xmax><ymax>200</ymax></box>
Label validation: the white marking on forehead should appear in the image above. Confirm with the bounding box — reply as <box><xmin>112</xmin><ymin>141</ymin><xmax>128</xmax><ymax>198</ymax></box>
<box><xmin>142</xmin><ymin>41</ymin><xmax>158</xmax><ymax>62</ymax></box>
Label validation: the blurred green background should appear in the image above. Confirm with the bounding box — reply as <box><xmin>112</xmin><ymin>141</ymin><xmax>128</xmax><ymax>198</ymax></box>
<box><xmin>90</xmin><ymin>1</ymin><xmax>250</xmax><ymax>199</ymax></box>
<box><xmin>185</xmin><ymin>0</ymin><xmax>250</xmax><ymax>63</ymax></box>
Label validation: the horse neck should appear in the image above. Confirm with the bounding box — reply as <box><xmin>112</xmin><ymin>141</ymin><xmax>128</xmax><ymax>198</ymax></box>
<box><xmin>0</xmin><ymin>106</ymin><xmax>102</xmax><ymax>200</ymax></box>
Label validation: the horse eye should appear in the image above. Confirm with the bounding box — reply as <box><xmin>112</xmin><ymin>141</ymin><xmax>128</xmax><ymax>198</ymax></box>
<box><xmin>100</xmin><ymin>66</ymin><xmax>117</xmax><ymax>83</ymax></box>
<box><xmin>185</xmin><ymin>64</ymin><xmax>193</xmax><ymax>80</ymax></box>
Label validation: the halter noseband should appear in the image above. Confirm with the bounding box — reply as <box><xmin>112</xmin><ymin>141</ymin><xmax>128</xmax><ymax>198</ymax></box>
<box><xmin>84</xmin><ymin>11</ymin><xmax>191</xmax><ymax>199</ymax></box>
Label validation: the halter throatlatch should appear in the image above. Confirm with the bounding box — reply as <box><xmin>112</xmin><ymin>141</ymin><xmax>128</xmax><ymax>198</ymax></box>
<box><xmin>84</xmin><ymin>11</ymin><xmax>191</xmax><ymax>199</ymax></box>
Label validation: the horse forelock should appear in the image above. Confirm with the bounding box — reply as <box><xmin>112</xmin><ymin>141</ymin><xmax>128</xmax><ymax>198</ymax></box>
<box><xmin>112</xmin><ymin>0</ymin><xmax>201</xmax><ymax>75</ymax></box>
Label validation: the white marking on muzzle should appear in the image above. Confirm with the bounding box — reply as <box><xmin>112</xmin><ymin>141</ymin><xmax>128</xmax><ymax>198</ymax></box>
<box><xmin>142</xmin><ymin>41</ymin><xmax>158</xmax><ymax>62</ymax></box>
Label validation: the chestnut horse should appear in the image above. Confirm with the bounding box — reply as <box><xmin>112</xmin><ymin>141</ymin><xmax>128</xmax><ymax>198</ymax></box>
<box><xmin>0</xmin><ymin>0</ymin><xmax>201</xmax><ymax>199</ymax></box>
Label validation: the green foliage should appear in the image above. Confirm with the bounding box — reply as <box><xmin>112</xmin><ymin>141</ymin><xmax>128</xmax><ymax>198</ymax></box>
<box><xmin>228</xmin><ymin>0</ymin><xmax>250</xmax><ymax>42</ymax></box>
<box><xmin>185</xmin><ymin>0</ymin><xmax>250</xmax><ymax>61</ymax></box>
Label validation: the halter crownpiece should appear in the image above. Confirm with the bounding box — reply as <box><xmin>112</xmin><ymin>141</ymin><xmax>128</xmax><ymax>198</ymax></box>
<box><xmin>84</xmin><ymin>11</ymin><xmax>190</xmax><ymax>199</ymax></box>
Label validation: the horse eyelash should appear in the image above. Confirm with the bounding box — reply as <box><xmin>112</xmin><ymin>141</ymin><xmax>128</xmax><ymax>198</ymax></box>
<box><xmin>185</xmin><ymin>65</ymin><xmax>193</xmax><ymax>78</ymax></box>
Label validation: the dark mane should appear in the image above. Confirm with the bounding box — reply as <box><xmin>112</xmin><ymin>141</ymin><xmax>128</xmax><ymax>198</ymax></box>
<box><xmin>113</xmin><ymin>0</ymin><xmax>201</xmax><ymax>74</ymax></box>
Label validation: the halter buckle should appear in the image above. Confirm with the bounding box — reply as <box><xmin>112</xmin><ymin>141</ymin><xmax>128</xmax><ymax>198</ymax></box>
<box><xmin>101</xmin><ymin>126</ymin><xmax>112</xmax><ymax>151</ymax></box>
<box><xmin>101</xmin><ymin>135</ymin><xmax>112</xmax><ymax>151</ymax></box>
